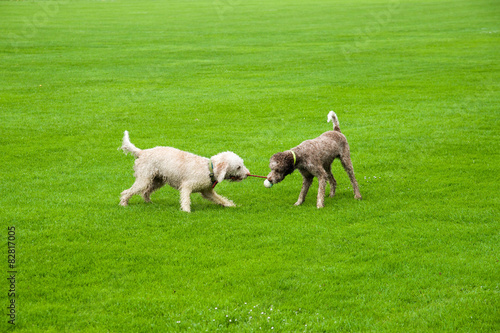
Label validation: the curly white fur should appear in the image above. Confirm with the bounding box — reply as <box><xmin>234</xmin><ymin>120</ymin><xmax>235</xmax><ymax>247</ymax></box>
<box><xmin>119</xmin><ymin>131</ymin><xmax>250</xmax><ymax>212</ymax></box>
<box><xmin>327</xmin><ymin>111</ymin><xmax>341</xmax><ymax>132</ymax></box>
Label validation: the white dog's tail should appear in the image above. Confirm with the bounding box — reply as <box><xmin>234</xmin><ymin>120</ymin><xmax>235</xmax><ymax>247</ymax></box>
<box><xmin>120</xmin><ymin>131</ymin><xmax>142</xmax><ymax>158</ymax></box>
<box><xmin>327</xmin><ymin>111</ymin><xmax>341</xmax><ymax>132</ymax></box>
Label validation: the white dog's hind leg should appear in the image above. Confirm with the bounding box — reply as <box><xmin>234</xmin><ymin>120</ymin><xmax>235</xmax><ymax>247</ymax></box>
<box><xmin>179</xmin><ymin>187</ymin><xmax>192</xmax><ymax>212</ymax></box>
<box><xmin>201</xmin><ymin>189</ymin><xmax>236</xmax><ymax>207</ymax></box>
<box><xmin>120</xmin><ymin>177</ymin><xmax>152</xmax><ymax>206</ymax></box>
<box><xmin>142</xmin><ymin>177</ymin><xmax>165</xmax><ymax>203</ymax></box>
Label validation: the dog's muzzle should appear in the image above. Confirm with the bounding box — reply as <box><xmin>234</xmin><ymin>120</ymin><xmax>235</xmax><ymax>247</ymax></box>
<box><xmin>266</xmin><ymin>172</ymin><xmax>284</xmax><ymax>185</ymax></box>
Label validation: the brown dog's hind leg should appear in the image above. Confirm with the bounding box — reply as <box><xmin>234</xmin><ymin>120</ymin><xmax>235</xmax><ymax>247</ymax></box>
<box><xmin>340</xmin><ymin>149</ymin><xmax>362</xmax><ymax>200</ymax></box>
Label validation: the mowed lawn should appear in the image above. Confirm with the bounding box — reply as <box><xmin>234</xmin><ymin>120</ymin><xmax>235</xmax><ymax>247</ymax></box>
<box><xmin>1</xmin><ymin>0</ymin><xmax>499</xmax><ymax>331</ymax></box>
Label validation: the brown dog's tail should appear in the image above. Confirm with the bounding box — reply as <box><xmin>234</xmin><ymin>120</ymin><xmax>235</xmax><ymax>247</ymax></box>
<box><xmin>327</xmin><ymin>111</ymin><xmax>341</xmax><ymax>132</ymax></box>
<box><xmin>120</xmin><ymin>131</ymin><xmax>142</xmax><ymax>158</ymax></box>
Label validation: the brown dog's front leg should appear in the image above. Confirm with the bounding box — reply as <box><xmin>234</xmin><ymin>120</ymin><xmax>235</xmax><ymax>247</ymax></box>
<box><xmin>295</xmin><ymin>175</ymin><xmax>313</xmax><ymax>206</ymax></box>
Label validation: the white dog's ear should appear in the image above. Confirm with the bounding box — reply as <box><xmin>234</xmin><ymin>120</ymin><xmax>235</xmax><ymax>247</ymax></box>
<box><xmin>214</xmin><ymin>161</ymin><xmax>228</xmax><ymax>183</ymax></box>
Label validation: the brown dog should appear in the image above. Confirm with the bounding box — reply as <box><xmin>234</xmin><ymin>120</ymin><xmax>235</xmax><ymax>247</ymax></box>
<box><xmin>266</xmin><ymin>111</ymin><xmax>362</xmax><ymax>208</ymax></box>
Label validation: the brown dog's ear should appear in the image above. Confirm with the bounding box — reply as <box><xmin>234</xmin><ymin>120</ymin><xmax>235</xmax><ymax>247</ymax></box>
<box><xmin>284</xmin><ymin>152</ymin><xmax>296</xmax><ymax>174</ymax></box>
<box><xmin>214</xmin><ymin>161</ymin><xmax>228</xmax><ymax>183</ymax></box>
<box><xmin>274</xmin><ymin>152</ymin><xmax>295</xmax><ymax>175</ymax></box>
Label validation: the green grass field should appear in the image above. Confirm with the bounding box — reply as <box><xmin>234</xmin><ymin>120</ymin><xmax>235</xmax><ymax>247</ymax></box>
<box><xmin>1</xmin><ymin>0</ymin><xmax>499</xmax><ymax>331</ymax></box>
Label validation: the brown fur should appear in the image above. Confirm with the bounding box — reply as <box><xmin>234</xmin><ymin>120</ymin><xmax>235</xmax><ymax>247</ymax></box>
<box><xmin>266</xmin><ymin>114</ymin><xmax>361</xmax><ymax>208</ymax></box>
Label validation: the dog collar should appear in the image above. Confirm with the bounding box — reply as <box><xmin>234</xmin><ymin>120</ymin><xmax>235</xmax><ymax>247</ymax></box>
<box><xmin>290</xmin><ymin>150</ymin><xmax>297</xmax><ymax>165</ymax></box>
<box><xmin>208</xmin><ymin>161</ymin><xmax>218</xmax><ymax>188</ymax></box>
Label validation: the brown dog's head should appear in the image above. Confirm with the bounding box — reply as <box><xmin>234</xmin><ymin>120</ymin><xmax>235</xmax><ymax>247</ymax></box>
<box><xmin>266</xmin><ymin>151</ymin><xmax>296</xmax><ymax>185</ymax></box>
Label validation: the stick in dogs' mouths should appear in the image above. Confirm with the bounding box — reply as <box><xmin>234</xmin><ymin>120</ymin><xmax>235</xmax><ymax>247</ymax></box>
<box><xmin>248</xmin><ymin>174</ymin><xmax>267</xmax><ymax>179</ymax></box>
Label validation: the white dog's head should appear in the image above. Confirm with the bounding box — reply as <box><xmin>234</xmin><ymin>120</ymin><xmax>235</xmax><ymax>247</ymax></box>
<box><xmin>211</xmin><ymin>151</ymin><xmax>250</xmax><ymax>183</ymax></box>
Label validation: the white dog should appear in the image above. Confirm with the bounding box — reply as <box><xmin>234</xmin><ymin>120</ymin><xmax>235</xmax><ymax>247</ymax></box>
<box><xmin>119</xmin><ymin>131</ymin><xmax>250</xmax><ymax>212</ymax></box>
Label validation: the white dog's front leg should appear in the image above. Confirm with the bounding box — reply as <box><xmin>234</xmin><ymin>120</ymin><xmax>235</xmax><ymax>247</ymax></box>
<box><xmin>201</xmin><ymin>189</ymin><xmax>235</xmax><ymax>207</ymax></box>
<box><xmin>179</xmin><ymin>187</ymin><xmax>192</xmax><ymax>212</ymax></box>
